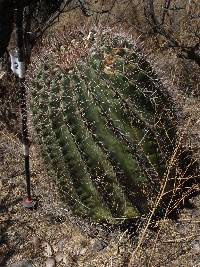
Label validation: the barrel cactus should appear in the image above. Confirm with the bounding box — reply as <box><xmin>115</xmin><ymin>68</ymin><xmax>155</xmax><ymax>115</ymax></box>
<box><xmin>29</xmin><ymin>30</ymin><xmax>178</xmax><ymax>222</ymax></box>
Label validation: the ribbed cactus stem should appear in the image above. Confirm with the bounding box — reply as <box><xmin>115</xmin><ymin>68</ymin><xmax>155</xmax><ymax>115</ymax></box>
<box><xmin>29</xmin><ymin>32</ymin><xmax>177</xmax><ymax>221</ymax></box>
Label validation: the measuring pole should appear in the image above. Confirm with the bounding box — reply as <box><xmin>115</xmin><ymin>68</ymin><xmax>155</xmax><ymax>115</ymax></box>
<box><xmin>13</xmin><ymin>0</ymin><xmax>35</xmax><ymax>208</ymax></box>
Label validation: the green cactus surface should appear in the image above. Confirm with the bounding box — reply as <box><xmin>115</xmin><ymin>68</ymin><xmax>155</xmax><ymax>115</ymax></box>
<box><xmin>29</xmin><ymin>32</ymin><xmax>177</xmax><ymax>222</ymax></box>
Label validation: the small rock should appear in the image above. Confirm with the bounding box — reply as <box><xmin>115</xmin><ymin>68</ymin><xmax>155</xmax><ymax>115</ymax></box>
<box><xmin>91</xmin><ymin>239</ymin><xmax>107</xmax><ymax>252</ymax></box>
<box><xmin>55</xmin><ymin>252</ymin><xmax>64</xmax><ymax>263</ymax></box>
<box><xmin>191</xmin><ymin>240</ymin><xmax>200</xmax><ymax>254</ymax></box>
<box><xmin>58</xmin><ymin>238</ymin><xmax>67</xmax><ymax>251</ymax></box>
<box><xmin>32</xmin><ymin>236</ymin><xmax>40</xmax><ymax>248</ymax></box>
<box><xmin>45</xmin><ymin>257</ymin><xmax>56</xmax><ymax>267</ymax></box>
<box><xmin>79</xmin><ymin>247</ymin><xmax>87</xmax><ymax>255</ymax></box>
<box><xmin>9</xmin><ymin>260</ymin><xmax>33</xmax><ymax>267</ymax></box>
<box><xmin>42</xmin><ymin>242</ymin><xmax>53</xmax><ymax>257</ymax></box>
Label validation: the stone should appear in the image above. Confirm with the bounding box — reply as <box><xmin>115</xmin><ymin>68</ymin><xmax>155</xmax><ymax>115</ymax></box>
<box><xmin>58</xmin><ymin>238</ymin><xmax>67</xmax><ymax>251</ymax></box>
<box><xmin>90</xmin><ymin>239</ymin><xmax>107</xmax><ymax>252</ymax></box>
<box><xmin>42</xmin><ymin>242</ymin><xmax>53</xmax><ymax>257</ymax></box>
<box><xmin>79</xmin><ymin>247</ymin><xmax>87</xmax><ymax>255</ymax></box>
<box><xmin>191</xmin><ymin>240</ymin><xmax>200</xmax><ymax>254</ymax></box>
<box><xmin>55</xmin><ymin>252</ymin><xmax>64</xmax><ymax>263</ymax></box>
<box><xmin>32</xmin><ymin>236</ymin><xmax>40</xmax><ymax>248</ymax></box>
<box><xmin>45</xmin><ymin>257</ymin><xmax>56</xmax><ymax>267</ymax></box>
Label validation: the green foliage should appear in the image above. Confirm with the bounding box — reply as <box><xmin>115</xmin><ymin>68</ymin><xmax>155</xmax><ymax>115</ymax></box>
<box><xmin>30</xmin><ymin>33</ymin><xmax>176</xmax><ymax>222</ymax></box>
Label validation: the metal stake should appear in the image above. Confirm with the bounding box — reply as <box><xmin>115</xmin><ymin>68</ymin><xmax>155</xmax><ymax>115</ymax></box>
<box><xmin>13</xmin><ymin>0</ymin><xmax>35</xmax><ymax>208</ymax></box>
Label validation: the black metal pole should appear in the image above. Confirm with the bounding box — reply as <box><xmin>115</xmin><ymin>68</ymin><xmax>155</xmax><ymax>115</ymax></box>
<box><xmin>14</xmin><ymin>0</ymin><xmax>33</xmax><ymax>206</ymax></box>
<box><xmin>19</xmin><ymin>79</ymin><xmax>31</xmax><ymax>200</ymax></box>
